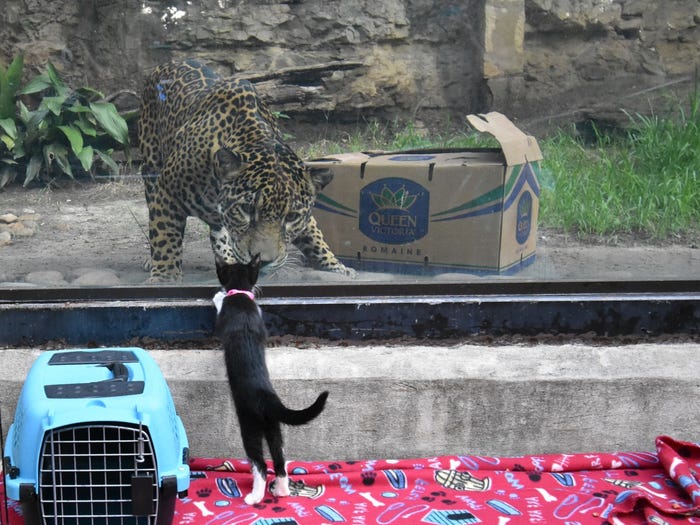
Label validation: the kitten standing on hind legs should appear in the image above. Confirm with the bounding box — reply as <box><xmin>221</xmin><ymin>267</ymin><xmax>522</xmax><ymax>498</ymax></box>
<box><xmin>213</xmin><ymin>254</ymin><xmax>329</xmax><ymax>505</ymax></box>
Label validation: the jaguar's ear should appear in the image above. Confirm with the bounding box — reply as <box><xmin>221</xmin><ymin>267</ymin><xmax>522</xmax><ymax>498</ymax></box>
<box><xmin>215</xmin><ymin>148</ymin><xmax>245</xmax><ymax>177</ymax></box>
<box><xmin>308</xmin><ymin>166</ymin><xmax>334</xmax><ymax>192</ymax></box>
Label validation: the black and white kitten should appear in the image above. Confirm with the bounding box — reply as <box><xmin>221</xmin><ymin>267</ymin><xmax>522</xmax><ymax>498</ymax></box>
<box><xmin>213</xmin><ymin>254</ymin><xmax>328</xmax><ymax>505</ymax></box>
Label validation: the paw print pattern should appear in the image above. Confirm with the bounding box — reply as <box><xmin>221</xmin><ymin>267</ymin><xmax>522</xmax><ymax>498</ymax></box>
<box><xmin>422</xmin><ymin>491</ymin><xmax>454</xmax><ymax>504</ymax></box>
<box><xmin>197</xmin><ymin>488</ymin><xmax>212</xmax><ymax>498</ymax></box>
<box><xmin>361</xmin><ymin>471</ymin><xmax>377</xmax><ymax>486</ymax></box>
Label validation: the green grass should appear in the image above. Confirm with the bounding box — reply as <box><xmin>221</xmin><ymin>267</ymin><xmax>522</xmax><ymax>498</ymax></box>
<box><xmin>297</xmin><ymin>119</ymin><xmax>498</xmax><ymax>159</ymax></box>
<box><xmin>300</xmin><ymin>96</ymin><xmax>699</xmax><ymax>241</ymax></box>
<box><xmin>540</xmin><ymin>93</ymin><xmax>699</xmax><ymax>238</ymax></box>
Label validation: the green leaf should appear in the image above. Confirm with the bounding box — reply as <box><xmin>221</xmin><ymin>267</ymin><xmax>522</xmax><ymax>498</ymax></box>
<box><xmin>58</xmin><ymin>125</ymin><xmax>84</xmax><ymax>155</ymax></box>
<box><xmin>74</xmin><ymin>118</ymin><xmax>97</xmax><ymax>137</ymax></box>
<box><xmin>95</xmin><ymin>148</ymin><xmax>120</xmax><ymax>176</ymax></box>
<box><xmin>21</xmin><ymin>104</ymin><xmax>49</xmax><ymax>147</ymax></box>
<box><xmin>76</xmin><ymin>86</ymin><xmax>105</xmax><ymax>101</ymax></box>
<box><xmin>0</xmin><ymin>165</ymin><xmax>17</xmax><ymax>189</ymax></box>
<box><xmin>67</xmin><ymin>103</ymin><xmax>93</xmax><ymax>114</ymax></box>
<box><xmin>6</xmin><ymin>55</ymin><xmax>24</xmax><ymax>89</ymax></box>
<box><xmin>45</xmin><ymin>61</ymin><xmax>68</xmax><ymax>96</ymax></box>
<box><xmin>1</xmin><ymin>134</ymin><xmax>14</xmax><ymax>150</ymax></box>
<box><xmin>18</xmin><ymin>100</ymin><xmax>31</xmax><ymax>124</ymax></box>
<box><xmin>42</xmin><ymin>95</ymin><xmax>68</xmax><ymax>116</ymax></box>
<box><xmin>89</xmin><ymin>102</ymin><xmax>129</xmax><ymax>144</ymax></box>
<box><xmin>76</xmin><ymin>145</ymin><xmax>94</xmax><ymax>172</ymax></box>
<box><xmin>23</xmin><ymin>153</ymin><xmax>43</xmax><ymax>186</ymax></box>
<box><xmin>0</xmin><ymin>117</ymin><xmax>17</xmax><ymax>139</ymax></box>
<box><xmin>11</xmin><ymin>135</ymin><xmax>25</xmax><ymax>159</ymax></box>
<box><xmin>19</xmin><ymin>73</ymin><xmax>53</xmax><ymax>95</ymax></box>
<box><xmin>0</xmin><ymin>55</ymin><xmax>23</xmax><ymax>120</ymax></box>
<box><xmin>44</xmin><ymin>142</ymin><xmax>72</xmax><ymax>178</ymax></box>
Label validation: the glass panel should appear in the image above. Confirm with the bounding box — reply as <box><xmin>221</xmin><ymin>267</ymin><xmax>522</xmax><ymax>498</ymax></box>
<box><xmin>0</xmin><ymin>1</ymin><xmax>697</xmax><ymax>291</ymax></box>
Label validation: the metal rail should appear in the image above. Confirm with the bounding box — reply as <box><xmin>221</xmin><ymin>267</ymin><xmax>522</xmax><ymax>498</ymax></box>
<box><xmin>1</xmin><ymin>279</ymin><xmax>698</xmax><ymax>303</ymax></box>
<box><xmin>1</xmin><ymin>280</ymin><xmax>697</xmax><ymax>345</ymax></box>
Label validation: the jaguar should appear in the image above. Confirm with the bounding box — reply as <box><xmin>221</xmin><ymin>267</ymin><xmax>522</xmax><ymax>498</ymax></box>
<box><xmin>137</xmin><ymin>59</ymin><xmax>352</xmax><ymax>281</ymax></box>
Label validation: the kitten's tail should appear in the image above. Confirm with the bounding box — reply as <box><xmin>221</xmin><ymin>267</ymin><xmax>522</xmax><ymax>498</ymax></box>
<box><xmin>268</xmin><ymin>391</ymin><xmax>329</xmax><ymax>426</ymax></box>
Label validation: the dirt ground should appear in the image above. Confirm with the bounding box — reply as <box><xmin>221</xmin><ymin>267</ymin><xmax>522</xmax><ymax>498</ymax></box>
<box><xmin>0</xmin><ymin>178</ymin><xmax>698</xmax><ymax>287</ymax></box>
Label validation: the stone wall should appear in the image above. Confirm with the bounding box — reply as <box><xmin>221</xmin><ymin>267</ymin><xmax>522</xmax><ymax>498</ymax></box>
<box><xmin>486</xmin><ymin>0</ymin><xmax>700</xmax><ymax>132</ymax></box>
<box><xmin>0</xmin><ymin>0</ymin><xmax>488</xmax><ymax>127</ymax></box>
<box><xmin>1</xmin><ymin>0</ymin><xmax>699</xmax><ymax>134</ymax></box>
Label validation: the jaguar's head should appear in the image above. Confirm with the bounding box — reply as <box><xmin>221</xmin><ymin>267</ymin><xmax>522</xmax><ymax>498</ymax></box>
<box><xmin>214</xmin><ymin>142</ymin><xmax>333</xmax><ymax>271</ymax></box>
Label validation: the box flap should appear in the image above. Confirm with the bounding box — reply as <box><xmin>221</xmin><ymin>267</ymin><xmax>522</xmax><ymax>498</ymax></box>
<box><xmin>467</xmin><ymin>112</ymin><xmax>543</xmax><ymax>165</ymax></box>
<box><xmin>307</xmin><ymin>152</ymin><xmax>372</xmax><ymax>165</ymax></box>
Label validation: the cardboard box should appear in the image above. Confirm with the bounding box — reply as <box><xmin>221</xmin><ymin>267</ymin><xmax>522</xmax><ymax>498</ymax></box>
<box><xmin>309</xmin><ymin>112</ymin><xmax>543</xmax><ymax>275</ymax></box>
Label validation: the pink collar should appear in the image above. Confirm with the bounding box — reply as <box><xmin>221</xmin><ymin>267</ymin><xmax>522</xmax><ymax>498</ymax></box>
<box><xmin>226</xmin><ymin>289</ymin><xmax>255</xmax><ymax>301</ymax></box>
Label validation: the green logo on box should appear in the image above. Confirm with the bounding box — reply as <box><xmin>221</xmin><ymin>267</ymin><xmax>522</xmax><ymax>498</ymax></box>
<box><xmin>360</xmin><ymin>178</ymin><xmax>429</xmax><ymax>244</ymax></box>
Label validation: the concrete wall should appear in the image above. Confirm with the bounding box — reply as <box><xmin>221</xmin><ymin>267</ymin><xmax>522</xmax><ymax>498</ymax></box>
<box><xmin>2</xmin><ymin>344</ymin><xmax>698</xmax><ymax>460</ymax></box>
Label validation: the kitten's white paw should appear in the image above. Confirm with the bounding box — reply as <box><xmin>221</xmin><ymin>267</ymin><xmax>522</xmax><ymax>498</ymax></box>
<box><xmin>271</xmin><ymin>476</ymin><xmax>290</xmax><ymax>498</ymax></box>
<box><xmin>244</xmin><ymin>491</ymin><xmax>264</xmax><ymax>505</ymax></box>
<box><xmin>244</xmin><ymin>465</ymin><xmax>266</xmax><ymax>505</ymax></box>
<box><xmin>212</xmin><ymin>290</ymin><xmax>225</xmax><ymax>313</ymax></box>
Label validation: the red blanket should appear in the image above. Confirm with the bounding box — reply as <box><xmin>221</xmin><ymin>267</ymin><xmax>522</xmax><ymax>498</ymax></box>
<box><xmin>2</xmin><ymin>436</ymin><xmax>699</xmax><ymax>524</ymax></box>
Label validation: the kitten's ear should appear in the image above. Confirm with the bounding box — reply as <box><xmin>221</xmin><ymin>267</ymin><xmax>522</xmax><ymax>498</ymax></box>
<box><xmin>215</xmin><ymin>262</ymin><xmax>231</xmax><ymax>288</ymax></box>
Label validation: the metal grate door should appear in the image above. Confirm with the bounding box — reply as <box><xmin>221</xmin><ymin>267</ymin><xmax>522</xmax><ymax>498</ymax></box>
<box><xmin>38</xmin><ymin>424</ymin><xmax>159</xmax><ymax>525</ymax></box>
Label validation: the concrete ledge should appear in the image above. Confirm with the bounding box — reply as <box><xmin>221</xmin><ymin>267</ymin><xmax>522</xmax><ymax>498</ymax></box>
<box><xmin>1</xmin><ymin>344</ymin><xmax>698</xmax><ymax>461</ymax></box>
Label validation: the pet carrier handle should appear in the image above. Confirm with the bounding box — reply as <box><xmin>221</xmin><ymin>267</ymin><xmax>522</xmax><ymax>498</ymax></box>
<box><xmin>104</xmin><ymin>362</ymin><xmax>129</xmax><ymax>381</ymax></box>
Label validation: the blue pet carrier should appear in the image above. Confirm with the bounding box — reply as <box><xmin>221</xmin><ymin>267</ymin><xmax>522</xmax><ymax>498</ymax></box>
<box><xmin>3</xmin><ymin>348</ymin><xmax>190</xmax><ymax>525</ymax></box>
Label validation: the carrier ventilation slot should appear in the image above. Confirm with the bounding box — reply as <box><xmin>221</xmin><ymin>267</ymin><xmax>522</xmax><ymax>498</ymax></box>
<box><xmin>48</xmin><ymin>351</ymin><xmax>139</xmax><ymax>366</ymax></box>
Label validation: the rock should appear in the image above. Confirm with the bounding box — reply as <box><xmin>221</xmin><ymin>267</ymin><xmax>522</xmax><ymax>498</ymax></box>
<box><xmin>0</xmin><ymin>213</ymin><xmax>18</xmax><ymax>224</ymax></box>
<box><xmin>17</xmin><ymin>219</ymin><xmax>38</xmax><ymax>230</ymax></box>
<box><xmin>0</xmin><ymin>231</ymin><xmax>11</xmax><ymax>246</ymax></box>
<box><xmin>526</xmin><ymin>0</ymin><xmax>622</xmax><ymax>32</ymax></box>
<box><xmin>71</xmin><ymin>269</ymin><xmax>122</xmax><ymax>286</ymax></box>
<box><xmin>8</xmin><ymin>222</ymin><xmax>35</xmax><ymax>237</ymax></box>
<box><xmin>0</xmin><ymin>222</ymin><xmax>34</xmax><ymax>237</ymax></box>
<box><xmin>17</xmin><ymin>213</ymin><xmax>41</xmax><ymax>222</ymax></box>
<box><xmin>25</xmin><ymin>270</ymin><xmax>68</xmax><ymax>286</ymax></box>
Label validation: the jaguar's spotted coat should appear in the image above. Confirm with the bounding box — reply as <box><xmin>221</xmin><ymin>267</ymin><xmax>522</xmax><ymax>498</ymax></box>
<box><xmin>137</xmin><ymin>60</ymin><xmax>351</xmax><ymax>281</ymax></box>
